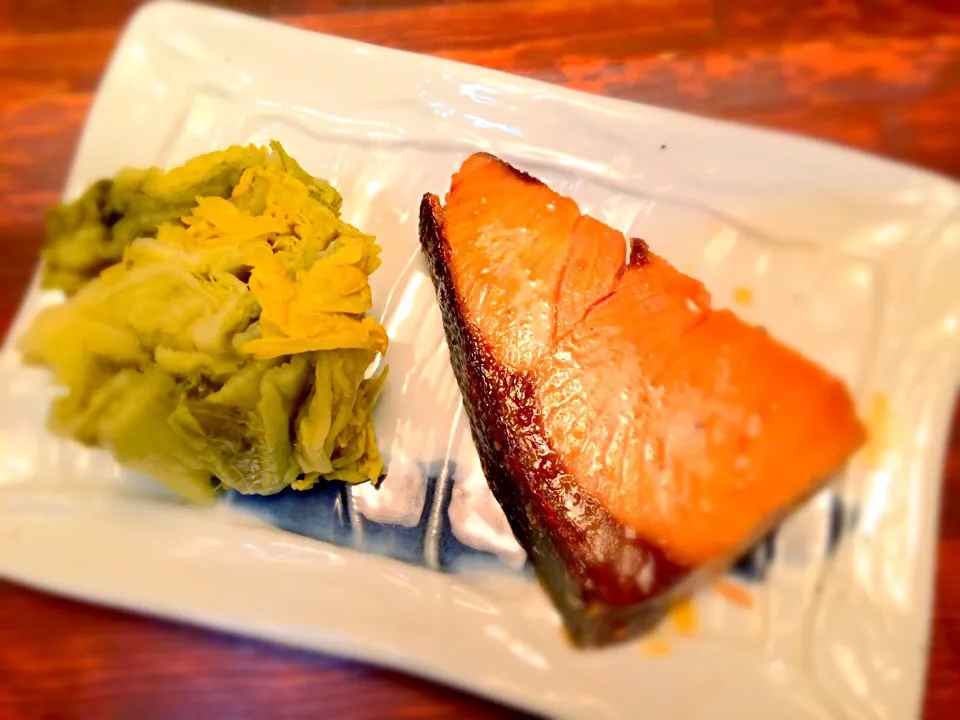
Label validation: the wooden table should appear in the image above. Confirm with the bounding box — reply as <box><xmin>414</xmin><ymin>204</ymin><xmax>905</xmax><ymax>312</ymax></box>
<box><xmin>1</xmin><ymin>1</ymin><xmax>958</xmax><ymax>717</ymax></box>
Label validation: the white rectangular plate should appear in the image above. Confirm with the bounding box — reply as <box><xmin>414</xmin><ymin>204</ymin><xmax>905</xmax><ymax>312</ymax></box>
<box><xmin>2</xmin><ymin>3</ymin><xmax>959</xmax><ymax>718</ymax></box>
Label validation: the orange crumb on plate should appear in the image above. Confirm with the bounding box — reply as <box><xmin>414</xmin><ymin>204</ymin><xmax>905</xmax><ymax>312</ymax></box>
<box><xmin>862</xmin><ymin>392</ymin><xmax>889</xmax><ymax>466</ymax></box>
<box><xmin>713</xmin><ymin>579</ymin><xmax>754</xmax><ymax>608</ymax></box>
<box><xmin>733</xmin><ymin>286</ymin><xmax>752</xmax><ymax>305</ymax></box>
<box><xmin>641</xmin><ymin>638</ymin><xmax>672</xmax><ymax>657</ymax></box>
<box><xmin>669</xmin><ymin>598</ymin><xmax>698</xmax><ymax>636</ymax></box>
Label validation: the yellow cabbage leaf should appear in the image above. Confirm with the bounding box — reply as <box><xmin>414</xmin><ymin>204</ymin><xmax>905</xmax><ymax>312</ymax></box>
<box><xmin>20</xmin><ymin>142</ymin><xmax>388</xmax><ymax>502</ymax></box>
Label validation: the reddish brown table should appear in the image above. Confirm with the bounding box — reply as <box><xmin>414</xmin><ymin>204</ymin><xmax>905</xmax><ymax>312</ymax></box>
<box><xmin>2</xmin><ymin>1</ymin><xmax>959</xmax><ymax>717</ymax></box>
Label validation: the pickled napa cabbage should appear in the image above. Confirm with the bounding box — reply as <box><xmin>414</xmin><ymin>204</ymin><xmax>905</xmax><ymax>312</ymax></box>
<box><xmin>20</xmin><ymin>142</ymin><xmax>388</xmax><ymax>502</ymax></box>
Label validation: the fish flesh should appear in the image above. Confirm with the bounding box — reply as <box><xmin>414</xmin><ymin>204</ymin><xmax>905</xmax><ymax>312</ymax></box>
<box><xmin>419</xmin><ymin>153</ymin><xmax>866</xmax><ymax>647</ymax></box>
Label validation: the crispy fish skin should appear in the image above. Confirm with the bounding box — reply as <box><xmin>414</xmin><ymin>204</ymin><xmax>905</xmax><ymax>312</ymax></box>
<box><xmin>420</xmin><ymin>194</ymin><xmax>686</xmax><ymax>646</ymax></box>
<box><xmin>419</xmin><ymin>154</ymin><xmax>865</xmax><ymax>647</ymax></box>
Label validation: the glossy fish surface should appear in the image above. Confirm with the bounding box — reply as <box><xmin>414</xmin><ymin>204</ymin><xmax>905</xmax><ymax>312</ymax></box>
<box><xmin>419</xmin><ymin>153</ymin><xmax>866</xmax><ymax>646</ymax></box>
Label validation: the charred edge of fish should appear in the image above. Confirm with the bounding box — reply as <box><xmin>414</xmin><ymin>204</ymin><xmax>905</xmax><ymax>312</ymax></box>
<box><xmin>418</xmin><ymin>194</ymin><xmax>688</xmax><ymax>647</ymax></box>
<box><xmin>628</xmin><ymin>237</ymin><xmax>651</xmax><ymax>268</ymax></box>
<box><xmin>475</xmin><ymin>153</ymin><xmax>545</xmax><ymax>187</ymax></box>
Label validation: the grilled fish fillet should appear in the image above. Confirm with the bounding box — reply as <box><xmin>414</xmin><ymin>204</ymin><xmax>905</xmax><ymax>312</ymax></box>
<box><xmin>419</xmin><ymin>153</ymin><xmax>866</xmax><ymax>646</ymax></box>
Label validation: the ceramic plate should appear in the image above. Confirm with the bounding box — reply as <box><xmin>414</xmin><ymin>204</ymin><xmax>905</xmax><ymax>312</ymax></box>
<box><xmin>2</xmin><ymin>2</ymin><xmax>958</xmax><ymax>718</ymax></box>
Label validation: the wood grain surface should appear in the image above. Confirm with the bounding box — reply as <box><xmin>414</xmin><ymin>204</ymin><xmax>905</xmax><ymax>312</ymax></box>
<box><xmin>1</xmin><ymin>0</ymin><xmax>959</xmax><ymax>718</ymax></box>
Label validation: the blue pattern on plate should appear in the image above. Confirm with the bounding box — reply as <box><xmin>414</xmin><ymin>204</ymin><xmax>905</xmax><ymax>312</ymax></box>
<box><xmin>727</xmin><ymin>491</ymin><xmax>851</xmax><ymax>581</ymax></box>
<box><xmin>227</xmin><ymin>478</ymin><xmax>351</xmax><ymax>545</ymax></box>
<box><xmin>229</xmin><ymin>466</ymin><xmax>852</xmax><ymax>583</ymax></box>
